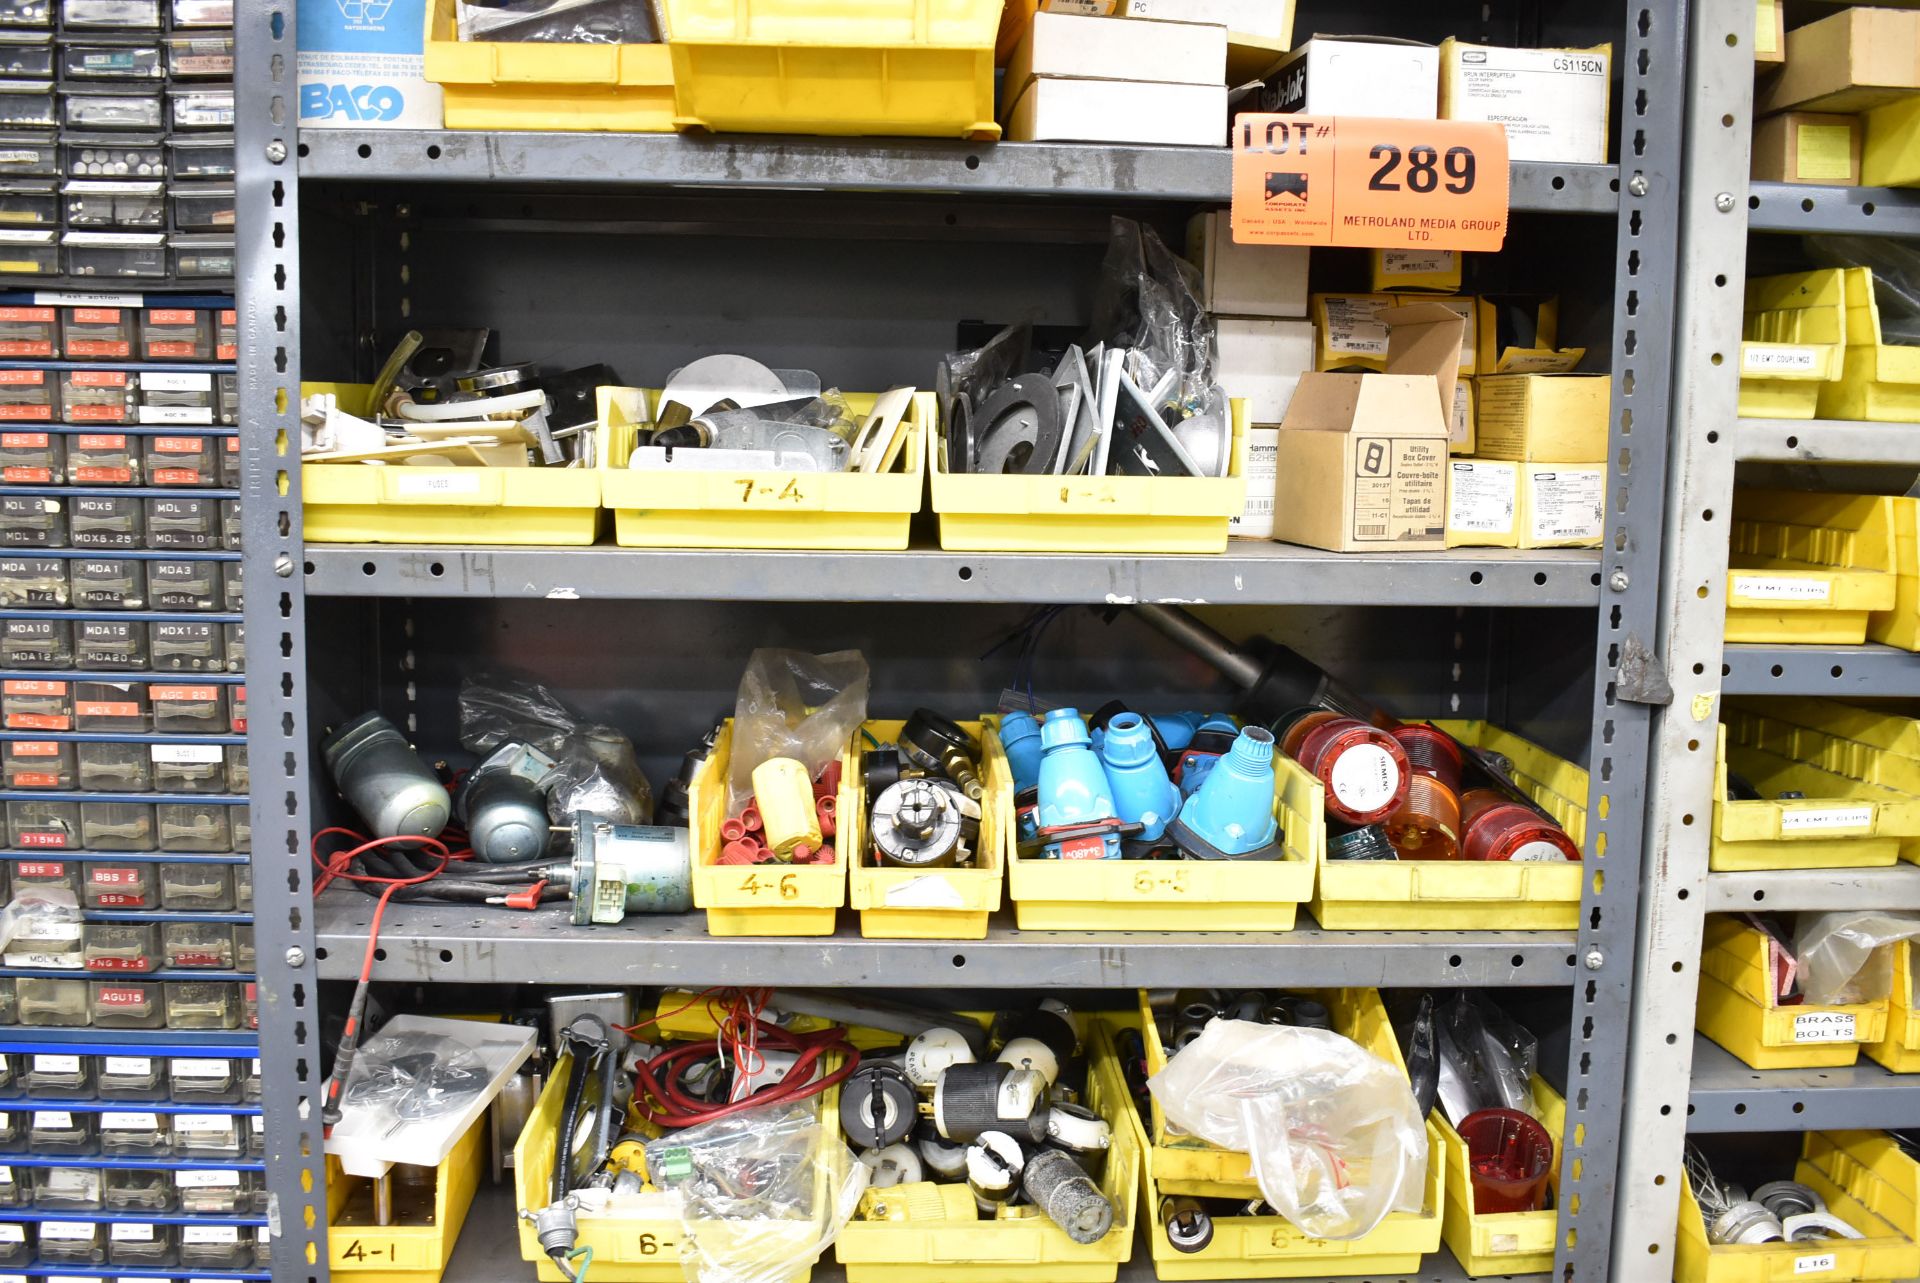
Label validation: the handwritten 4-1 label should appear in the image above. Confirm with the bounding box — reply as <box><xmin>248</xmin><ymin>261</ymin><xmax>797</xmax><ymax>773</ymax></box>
<box><xmin>1232</xmin><ymin>115</ymin><xmax>1510</xmax><ymax>251</ymax></box>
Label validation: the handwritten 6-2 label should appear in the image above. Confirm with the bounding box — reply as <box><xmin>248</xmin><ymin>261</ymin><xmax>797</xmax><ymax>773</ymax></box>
<box><xmin>1232</xmin><ymin>114</ymin><xmax>1510</xmax><ymax>251</ymax></box>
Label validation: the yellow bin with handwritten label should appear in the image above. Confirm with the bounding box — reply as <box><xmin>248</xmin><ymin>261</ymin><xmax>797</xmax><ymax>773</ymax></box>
<box><xmin>597</xmin><ymin>386</ymin><xmax>929</xmax><ymax>550</ymax></box>
<box><xmin>846</xmin><ymin>718</ymin><xmax>1010</xmax><ymax>940</ymax></box>
<box><xmin>928</xmin><ymin>399</ymin><xmax>1250</xmax><ymax>554</ymax></box>
<box><xmin>327</xmin><ymin>1112</ymin><xmax>483</xmax><ymax>1283</ymax></box>
<box><xmin>1727</xmin><ymin>492</ymin><xmax>1899</xmax><ymax>645</ymax></box>
<box><xmin>688</xmin><ymin>718</ymin><xmax>854</xmax><ymax>936</ymax></box>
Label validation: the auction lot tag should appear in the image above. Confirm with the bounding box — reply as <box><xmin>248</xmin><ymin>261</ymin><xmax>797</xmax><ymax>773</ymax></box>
<box><xmin>1232</xmin><ymin>115</ymin><xmax>1510</xmax><ymax>251</ymax></box>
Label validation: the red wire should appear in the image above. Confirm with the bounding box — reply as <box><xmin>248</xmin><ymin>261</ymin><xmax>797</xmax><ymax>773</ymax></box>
<box><xmin>630</xmin><ymin>1010</ymin><xmax>860</xmax><ymax>1128</ymax></box>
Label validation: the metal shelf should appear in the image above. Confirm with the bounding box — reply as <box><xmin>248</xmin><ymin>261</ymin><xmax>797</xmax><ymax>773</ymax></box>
<box><xmin>1732</xmin><ymin>418</ymin><xmax>1920</xmax><ymax>464</ymax></box>
<box><xmin>1689</xmin><ymin>1036</ymin><xmax>1920</xmax><ymax>1132</ymax></box>
<box><xmin>1705</xmin><ymin>863</ymin><xmax>1920</xmax><ymax>913</ymax></box>
<box><xmin>1721</xmin><ymin>643</ymin><xmax>1920</xmax><ymax>695</ymax></box>
<box><xmin>296</xmin><ymin>131</ymin><xmax>1617</xmax><ymax>213</ymax></box>
<box><xmin>304</xmin><ymin>543</ymin><xmax>1604</xmax><ymax>607</ymax></box>
<box><xmin>1748</xmin><ymin>183</ymin><xmax>1920</xmax><ymax>236</ymax></box>
<box><xmin>313</xmin><ymin>894</ymin><xmax>1576</xmax><ymax>988</ymax></box>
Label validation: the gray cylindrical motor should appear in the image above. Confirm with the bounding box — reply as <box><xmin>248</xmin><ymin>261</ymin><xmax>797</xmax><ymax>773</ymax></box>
<box><xmin>320</xmin><ymin>711</ymin><xmax>450</xmax><ymax>838</ymax></box>
<box><xmin>460</xmin><ymin>768</ymin><xmax>550</xmax><ymax>863</ymax></box>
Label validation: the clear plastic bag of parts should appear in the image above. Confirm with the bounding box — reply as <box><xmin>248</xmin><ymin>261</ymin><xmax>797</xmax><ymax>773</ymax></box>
<box><xmin>0</xmin><ymin>884</ymin><xmax>79</xmax><ymax>950</ymax></box>
<box><xmin>1088</xmin><ymin>215</ymin><xmax>1220</xmax><ymax>415</ymax></box>
<box><xmin>1147</xmin><ymin>1018</ymin><xmax>1428</xmax><ymax>1241</ymax></box>
<box><xmin>726</xmin><ymin>649</ymin><xmax>869</xmax><ymax>812</ymax></box>
<box><xmin>1806</xmin><ymin>235</ymin><xmax>1920</xmax><ymax>345</ymax></box>
<box><xmin>1434</xmin><ymin>991</ymin><xmax>1537</xmax><ymax>1123</ymax></box>
<box><xmin>1792</xmin><ymin>910</ymin><xmax>1920</xmax><ymax>1005</ymax></box>
<box><xmin>458</xmin><ymin>0</ymin><xmax>661</xmax><ymax>43</ymax></box>
<box><xmin>458</xmin><ymin>674</ymin><xmax>653</xmax><ymax>826</ymax></box>
<box><xmin>645</xmin><ymin>1101</ymin><xmax>867</xmax><ymax>1283</ymax></box>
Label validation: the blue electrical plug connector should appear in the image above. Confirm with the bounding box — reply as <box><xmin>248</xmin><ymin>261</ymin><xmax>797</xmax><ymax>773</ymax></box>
<box><xmin>1099</xmin><ymin>711</ymin><xmax>1181</xmax><ymax>844</ymax></box>
<box><xmin>1036</xmin><ymin>707</ymin><xmax>1136</xmax><ymax>859</ymax></box>
<box><xmin>1165</xmin><ymin>726</ymin><xmax>1283</xmax><ymax>861</ymax></box>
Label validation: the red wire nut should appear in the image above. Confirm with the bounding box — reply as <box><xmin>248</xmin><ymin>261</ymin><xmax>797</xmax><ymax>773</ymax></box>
<box><xmin>741</xmin><ymin>804</ymin><xmax>763</xmax><ymax>832</ymax></box>
<box><xmin>815</xmin><ymin>760</ymin><xmax>842</xmax><ymax>799</ymax></box>
<box><xmin>720</xmin><ymin>817</ymin><xmax>747</xmax><ymax>843</ymax></box>
<box><xmin>719</xmin><ymin>839</ymin><xmax>759</xmax><ymax>865</ymax></box>
<box><xmin>816</xmin><ymin>796</ymin><xmax>837</xmax><ymax>838</ymax></box>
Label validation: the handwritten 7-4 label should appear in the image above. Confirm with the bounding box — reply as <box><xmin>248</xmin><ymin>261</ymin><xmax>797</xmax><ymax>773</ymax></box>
<box><xmin>1232</xmin><ymin>115</ymin><xmax>1510</xmax><ymax>251</ymax></box>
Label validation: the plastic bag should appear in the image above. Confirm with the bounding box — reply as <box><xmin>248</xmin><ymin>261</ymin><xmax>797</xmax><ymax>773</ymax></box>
<box><xmin>727</xmin><ymin>650</ymin><xmax>869</xmax><ymax>812</ymax></box>
<box><xmin>0</xmin><ymin>885</ymin><xmax>78</xmax><ymax>952</ymax></box>
<box><xmin>459</xmin><ymin>674</ymin><xmax>653</xmax><ymax>826</ymax></box>
<box><xmin>1435</xmin><ymin>992</ymin><xmax>1536</xmax><ymax>1122</ymax></box>
<box><xmin>1147</xmin><ymin>1019</ymin><xmax>1428</xmax><ymax>1240</ymax></box>
<box><xmin>1793</xmin><ymin>910</ymin><xmax>1920</xmax><ymax>1005</ymax></box>
<box><xmin>1806</xmin><ymin>236</ymin><xmax>1920</xmax><ymax>344</ymax></box>
<box><xmin>1396</xmin><ymin>993</ymin><xmax>1440</xmax><ymax>1121</ymax></box>
<box><xmin>1087</xmin><ymin>216</ymin><xmax>1218</xmax><ymax>409</ymax></box>
<box><xmin>646</xmin><ymin>1102</ymin><xmax>867</xmax><ymax>1283</ymax></box>
<box><xmin>459</xmin><ymin>0</ymin><xmax>659</xmax><ymax>42</ymax></box>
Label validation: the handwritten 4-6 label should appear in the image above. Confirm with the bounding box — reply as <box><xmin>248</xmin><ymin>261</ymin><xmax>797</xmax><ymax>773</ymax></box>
<box><xmin>737</xmin><ymin>871</ymin><xmax>799</xmax><ymax>900</ymax></box>
<box><xmin>1232</xmin><ymin>115</ymin><xmax>1510</xmax><ymax>251</ymax></box>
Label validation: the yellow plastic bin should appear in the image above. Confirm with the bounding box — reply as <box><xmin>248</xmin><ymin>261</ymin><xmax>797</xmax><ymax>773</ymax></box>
<box><xmin>688</xmin><ymin>718</ymin><xmax>854</xmax><ymax>936</ymax></box>
<box><xmin>301</xmin><ymin>382</ymin><xmax>603</xmax><ymax>545</ymax></box>
<box><xmin>846</xmin><ymin>718</ymin><xmax>1009</xmax><ymax>940</ymax></box>
<box><xmin>1739</xmin><ymin>270</ymin><xmax>1846</xmax><ymax>419</ymax></box>
<box><xmin>1712</xmin><ymin>703</ymin><xmax>1920</xmax><ymax>871</ymax></box>
<box><xmin>1004</xmin><ymin>727</ymin><xmax>1315</xmax><ymax>931</ymax></box>
<box><xmin>1435</xmin><ymin>1077</ymin><xmax>1564</xmax><ymax>1277</ymax></box>
<box><xmin>597</xmin><ymin>386</ymin><xmax>929</xmax><ymax>550</ymax></box>
<box><xmin>1308</xmin><ymin>720</ymin><xmax>1585</xmax><ymax>931</ymax></box>
<box><xmin>513</xmin><ymin>1046</ymin><xmax>842</xmax><ymax>1282</ymax></box>
<box><xmin>929</xmin><ymin>400</ymin><xmax>1250</xmax><ymax>554</ymax></box>
<box><xmin>421</xmin><ymin>0</ymin><xmax>675</xmax><ymax>131</ymax></box>
<box><xmin>1727</xmin><ymin>492</ymin><xmax>1899</xmax><ymax>644</ymax></box>
<box><xmin>1696</xmin><ymin>916</ymin><xmax>1889</xmax><ymax>1070</ymax></box>
<box><xmin>1864</xmin><ymin>939</ymin><xmax>1920</xmax><ymax>1073</ymax></box>
<box><xmin>1675</xmin><ymin>1132</ymin><xmax>1920</xmax><ymax>1283</ymax></box>
<box><xmin>1133</xmin><ymin>990</ymin><xmax>1444</xmax><ymax>1277</ymax></box>
<box><xmin>664</xmin><ymin>0</ymin><xmax>1001</xmax><ymax>139</ymax></box>
<box><xmin>327</xmin><ymin>1111</ymin><xmax>484</xmax><ymax>1283</ymax></box>
<box><xmin>833</xmin><ymin>1020</ymin><xmax>1141</xmax><ymax>1283</ymax></box>
<box><xmin>1871</xmin><ymin>496</ymin><xmax>1920</xmax><ymax>652</ymax></box>
<box><xmin>1821</xmin><ymin>266</ymin><xmax>1920</xmax><ymax>422</ymax></box>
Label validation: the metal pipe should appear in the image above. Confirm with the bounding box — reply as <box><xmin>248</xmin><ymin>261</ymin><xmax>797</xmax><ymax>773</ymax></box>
<box><xmin>1128</xmin><ymin>605</ymin><xmax>1265</xmax><ymax>688</ymax></box>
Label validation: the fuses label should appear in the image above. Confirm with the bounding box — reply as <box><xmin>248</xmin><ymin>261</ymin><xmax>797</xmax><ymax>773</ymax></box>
<box><xmin>102</xmin><ymin>1056</ymin><xmax>151</xmax><ymax>1076</ymax></box>
<box><xmin>100</xmin><ymin>1111</ymin><xmax>159</xmax><ymax>1129</ymax></box>
<box><xmin>33</xmin><ymin>1054</ymin><xmax>79</xmax><ymax>1072</ymax></box>
<box><xmin>172</xmin><ymin>1058</ymin><xmax>229</xmax><ymax>1078</ymax></box>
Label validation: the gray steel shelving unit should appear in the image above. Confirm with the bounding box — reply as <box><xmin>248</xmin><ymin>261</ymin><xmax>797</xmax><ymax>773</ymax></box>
<box><xmin>237</xmin><ymin>3</ymin><xmax>1695</xmax><ymax>1281</ymax></box>
<box><xmin>1614</xmin><ymin>0</ymin><xmax>1920</xmax><ymax>1270</ymax></box>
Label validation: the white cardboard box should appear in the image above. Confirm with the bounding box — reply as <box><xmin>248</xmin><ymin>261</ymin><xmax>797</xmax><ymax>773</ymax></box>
<box><xmin>1187</xmin><ymin>211</ymin><xmax>1309</xmax><ymax>318</ymax></box>
<box><xmin>1254</xmin><ymin>35</ymin><xmax>1438</xmax><ymax>119</ymax></box>
<box><xmin>1119</xmin><ymin>0</ymin><xmax>1289</xmax><ymax>40</ymax></box>
<box><xmin>1230</xmin><ymin>426</ymin><xmax>1278</xmax><ymax>539</ymax></box>
<box><xmin>1439</xmin><ymin>40</ymin><xmax>1611</xmax><ymax>165</ymax></box>
<box><xmin>1009</xmin><ymin>11</ymin><xmax>1225</xmax><ymax>87</ymax></box>
<box><xmin>296</xmin><ymin>0</ymin><xmax>443</xmax><ymax>130</ymax></box>
<box><xmin>1217</xmin><ymin>318</ymin><xmax>1315</xmax><ymax>424</ymax></box>
<box><xmin>1002</xmin><ymin>77</ymin><xmax>1226</xmax><ymax>146</ymax></box>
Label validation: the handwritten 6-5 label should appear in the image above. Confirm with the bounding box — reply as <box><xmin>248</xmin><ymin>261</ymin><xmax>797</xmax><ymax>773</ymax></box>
<box><xmin>1792</xmin><ymin>1011</ymin><xmax>1856</xmax><ymax>1043</ymax></box>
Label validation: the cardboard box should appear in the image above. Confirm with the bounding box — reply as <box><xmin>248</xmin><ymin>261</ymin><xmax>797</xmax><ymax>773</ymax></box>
<box><xmin>1476</xmin><ymin>295</ymin><xmax>1584</xmax><ymax>373</ymax></box>
<box><xmin>1756</xmin><ymin>0</ymin><xmax>1784</xmax><ymax>66</ymax></box>
<box><xmin>1753</xmin><ymin>111</ymin><xmax>1863</xmax><ymax>186</ymax></box>
<box><xmin>1757</xmin><ymin>7</ymin><xmax>1920</xmax><ymax>115</ymax></box>
<box><xmin>1271</xmin><ymin>303</ymin><xmax>1460</xmax><ymax>553</ymax></box>
<box><xmin>1439</xmin><ymin>40</ymin><xmax>1612</xmax><ymax>165</ymax></box>
<box><xmin>1188</xmin><ymin>211</ymin><xmax>1309</xmax><ymax>317</ymax></box>
<box><xmin>1315</xmin><ymin>293</ymin><xmax>1477</xmax><ymax>374</ymax></box>
<box><xmin>297</xmin><ymin>0</ymin><xmax>443</xmax><ymax>130</ymax></box>
<box><xmin>1473</xmin><ymin>373</ymin><xmax>1610</xmax><ymax>463</ymax></box>
<box><xmin>1420</xmin><ymin>296</ymin><xmax>1479</xmax><ymax>378</ymax></box>
<box><xmin>1863</xmin><ymin>97</ymin><xmax>1920</xmax><ymax>188</ymax></box>
<box><xmin>1229</xmin><ymin>426</ymin><xmax>1278</xmax><ymax>538</ymax></box>
<box><xmin>1217</xmin><ymin>318</ymin><xmax>1315</xmax><ymax>424</ymax></box>
<box><xmin>1253</xmin><ymin>35</ymin><xmax>1438</xmax><ymax>119</ymax></box>
<box><xmin>1118</xmin><ymin>0</ymin><xmax>1297</xmax><ymax>83</ymax></box>
<box><xmin>1370</xmin><ymin>249</ymin><xmax>1463</xmax><ymax>294</ymax></box>
<box><xmin>1002</xmin><ymin>77</ymin><xmax>1226</xmax><ymax>145</ymax></box>
<box><xmin>1450</xmin><ymin>377</ymin><xmax>1475</xmax><ymax>454</ymax></box>
<box><xmin>1446</xmin><ymin>460</ymin><xmax>1606</xmax><ymax>549</ymax></box>
<box><xmin>1006</xmin><ymin>10</ymin><xmax>1226</xmax><ymax>89</ymax></box>
<box><xmin>996</xmin><ymin>0</ymin><xmax>1120</xmax><ymax>65</ymax></box>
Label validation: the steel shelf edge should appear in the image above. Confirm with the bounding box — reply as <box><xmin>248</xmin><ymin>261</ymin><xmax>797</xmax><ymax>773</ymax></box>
<box><xmin>1748</xmin><ymin>182</ymin><xmax>1920</xmax><ymax>236</ymax></box>
<box><xmin>1704</xmin><ymin>862</ymin><xmax>1920</xmax><ymax>912</ymax></box>
<box><xmin>315</xmin><ymin>895</ymin><xmax>1576</xmax><ymax>987</ymax></box>
<box><xmin>1733</xmin><ymin>418</ymin><xmax>1920</xmax><ymax>465</ymax></box>
<box><xmin>1722</xmin><ymin>643</ymin><xmax>1920</xmax><ymax>695</ymax></box>
<box><xmin>1688</xmin><ymin>1036</ymin><xmax>1920</xmax><ymax>1132</ymax></box>
<box><xmin>296</xmin><ymin>131</ymin><xmax>1617</xmax><ymax>213</ymax></box>
<box><xmin>304</xmin><ymin>544</ymin><xmax>1604</xmax><ymax>607</ymax></box>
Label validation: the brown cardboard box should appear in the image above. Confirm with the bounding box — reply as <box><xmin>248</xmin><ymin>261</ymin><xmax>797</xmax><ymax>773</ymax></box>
<box><xmin>1752</xmin><ymin>111</ymin><xmax>1863</xmax><ymax>185</ymax></box>
<box><xmin>1757</xmin><ymin>7</ymin><xmax>1920</xmax><ymax>115</ymax></box>
<box><xmin>1476</xmin><ymin>295</ymin><xmax>1584</xmax><ymax>374</ymax></box>
<box><xmin>1756</xmin><ymin>0</ymin><xmax>1784</xmax><ymax>67</ymax></box>
<box><xmin>1473</xmin><ymin>373</ymin><xmax>1611</xmax><ymax>463</ymax></box>
<box><xmin>1271</xmin><ymin>303</ymin><xmax>1460</xmax><ymax>553</ymax></box>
